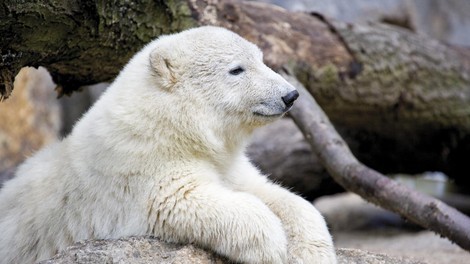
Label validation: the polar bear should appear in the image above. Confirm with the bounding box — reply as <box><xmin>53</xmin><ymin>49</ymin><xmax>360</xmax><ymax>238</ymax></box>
<box><xmin>0</xmin><ymin>26</ymin><xmax>336</xmax><ymax>264</ymax></box>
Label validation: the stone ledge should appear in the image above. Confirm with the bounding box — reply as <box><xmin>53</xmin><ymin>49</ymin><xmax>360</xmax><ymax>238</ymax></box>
<box><xmin>40</xmin><ymin>236</ymin><xmax>424</xmax><ymax>264</ymax></box>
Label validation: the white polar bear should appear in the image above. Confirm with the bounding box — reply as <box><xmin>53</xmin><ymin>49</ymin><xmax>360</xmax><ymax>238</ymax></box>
<box><xmin>0</xmin><ymin>26</ymin><xmax>336</xmax><ymax>264</ymax></box>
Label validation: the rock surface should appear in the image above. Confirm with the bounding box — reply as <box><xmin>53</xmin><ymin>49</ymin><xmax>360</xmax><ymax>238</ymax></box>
<box><xmin>39</xmin><ymin>237</ymin><xmax>228</xmax><ymax>264</ymax></box>
<box><xmin>40</xmin><ymin>236</ymin><xmax>423</xmax><ymax>264</ymax></box>
<box><xmin>337</xmin><ymin>248</ymin><xmax>423</xmax><ymax>264</ymax></box>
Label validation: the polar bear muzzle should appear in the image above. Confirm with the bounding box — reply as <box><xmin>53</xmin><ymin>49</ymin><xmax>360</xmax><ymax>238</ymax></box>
<box><xmin>253</xmin><ymin>88</ymin><xmax>299</xmax><ymax>118</ymax></box>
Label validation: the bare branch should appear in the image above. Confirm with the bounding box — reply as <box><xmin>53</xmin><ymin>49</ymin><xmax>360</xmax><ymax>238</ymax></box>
<box><xmin>285</xmin><ymin>73</ymin><xmax>470</xmax><ymax>251</ymax></box>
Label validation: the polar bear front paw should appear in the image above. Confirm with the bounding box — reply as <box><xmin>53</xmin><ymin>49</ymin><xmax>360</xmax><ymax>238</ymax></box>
<box><xmin>233</xmin><ymin>214</ymin><xmax>288</xmax><ymax>264</ymax></box>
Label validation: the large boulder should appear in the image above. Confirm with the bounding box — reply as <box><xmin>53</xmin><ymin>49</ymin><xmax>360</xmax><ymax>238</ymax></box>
<box><xmin>39</xmin><ymin>237</ymin><xmax>228</xmax><ymax>264</ymax></box>
<box><xmin>40</xmin><ymin>236</ymin><xmax>423</xmax><ymax>264</ymax></box>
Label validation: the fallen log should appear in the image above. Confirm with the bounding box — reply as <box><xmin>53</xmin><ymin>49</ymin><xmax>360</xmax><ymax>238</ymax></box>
<box><xmin>2</xmin><ymin>0</ymin><xmax>470</xmax><ymax>185</ymax></box>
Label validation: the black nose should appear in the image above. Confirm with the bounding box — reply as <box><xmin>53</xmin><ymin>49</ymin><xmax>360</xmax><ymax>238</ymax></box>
<box><xmin>282</xmin><ymin>90</ymin><xmax>299</xmax><ymax>108</ymax></box>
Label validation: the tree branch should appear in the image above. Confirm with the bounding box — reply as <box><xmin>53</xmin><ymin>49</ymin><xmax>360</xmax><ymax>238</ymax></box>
<box><xmin>285</xmin><ymin>73</ymin><xmax>470</xmax><ymax>251</ymax></box>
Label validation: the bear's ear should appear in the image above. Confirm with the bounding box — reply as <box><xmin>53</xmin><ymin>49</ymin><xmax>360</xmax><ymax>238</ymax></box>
<box><xmin>149</xmin><ymin>47</ymin><xmax>178</xmax><ymax>90</ymax></box>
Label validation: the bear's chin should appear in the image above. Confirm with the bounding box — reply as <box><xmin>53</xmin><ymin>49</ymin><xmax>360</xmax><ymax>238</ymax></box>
<box><xmin>253</xmin><ymin>112</ymin><xmax>284</xmax><ymax>118</ymax></box>
<box><xmin>251</xmin><ymin>102</ymin><xmax>293</xmax><ymax>119</ymax></box>
<box><xmin>249</xmin><ymin>112</ymin><xmax>286</xmax><ymax>127</ymax></box>
<box><xmin>252</xmin><ymin>104</ymin><xmax>292</xmax><ymax>119</ymax></box>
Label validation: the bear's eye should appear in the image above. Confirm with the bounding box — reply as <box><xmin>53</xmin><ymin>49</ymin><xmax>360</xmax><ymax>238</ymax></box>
<box><xmin>229</xmin><ymin>67</ymin><xmax>245</xmax><ymax>75</ymax></box>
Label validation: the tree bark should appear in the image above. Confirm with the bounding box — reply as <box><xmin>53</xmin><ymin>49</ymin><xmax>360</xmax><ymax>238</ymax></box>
<box><xmin>0</xmin><ymin>0</ymin><xmax>198</xmax><ymax>97</ymax></box>
<box><xmin>286</xmin><ymin>73</ymin><xmax>470</xmax><ymax>251</ymax></box>
<box><xmin>2</xmin><ymin>0</ymin><xmax>470</xmax><ymax>183</ymax></box>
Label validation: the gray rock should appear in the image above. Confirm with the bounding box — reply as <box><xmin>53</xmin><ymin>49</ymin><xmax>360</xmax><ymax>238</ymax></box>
<box><xmin>40</xmin><ymin>236</ymin><xmax>424</xmax><ymax>264</ymax></box>
<box><xmin>39</xmin><ymin>237</ymin><xmax>229</xmax><ymax>264</ymax></box>
<box><xmin>337</xmin><ymin>248</ymin><xmax>423</xmax><ymax>264</ymax></box>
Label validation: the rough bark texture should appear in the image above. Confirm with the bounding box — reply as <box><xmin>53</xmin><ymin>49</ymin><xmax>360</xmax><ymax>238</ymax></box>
<box><xmin>1</xmin><ymin>0</ymin><xmax>355</xmax><ymax>98</ymax></box>
<box><xmin>309</xmin><ymin>18</ymin><xmax>470</xmax><ymax>180</ymax></box>
<box><xmin>195</xmin><ymin>0</ymin><xmax>470</xmax><ymax>185</ymax></box>
<box><xmin>39</xmin><ymin>236</ymin><xmax>424</xmax><ymax>264</ymax></box>
<box><xmin>286</xmin><ymin>74</ymin><xmax>470</xmax><ymax>251</ymax></box>
<box><xmin>2</xmin><ymin>0</ymin><xmax>470</xmax><ymax>184</ymax></box>
<box><xmin>0</xmin><ymin>0</ymin><xmax>197</xmax><ymax>97</ymax></box>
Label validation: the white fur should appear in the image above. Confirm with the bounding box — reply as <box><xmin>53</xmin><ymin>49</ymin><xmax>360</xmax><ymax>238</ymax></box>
<box><xmin>0</xmin><ymin>26</ymin><xmax>336</xmax><ymax>264</ymax></box>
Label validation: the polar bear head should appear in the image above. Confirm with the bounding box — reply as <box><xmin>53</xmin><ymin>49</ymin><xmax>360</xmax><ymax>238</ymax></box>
<box><xmin>108</xmin><ymin>26</ymin><xmax>298</xmax><ymax>151</ymax></box>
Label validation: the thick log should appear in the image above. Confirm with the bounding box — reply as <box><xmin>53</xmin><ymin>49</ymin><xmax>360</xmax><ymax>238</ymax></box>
<box><xmin>193</xmin><ymin>0</ymin><xmax>470</xmax><ymax>185</ymax></box>
<box><xmin>2</xmin><ymin>0</ymin><xmax>470</xmax><ymax>183</ymax></box>
<box><xmin>0</xmin><ymin>0</ymin><xmax>353</xmax><ymax>98</ymax></box>
<box><xmin>285</xmin><ymin>73</ymin><xmax>470</xmax><ymax>251</ymax></box>
<box><xmin>311</xmin><ymin>18</ymin><xmax>470</xmax><ymax>180</ymax></box>
<box><xmin>0</xmin><ymin>0</ymin><xmax>199</xmax><ymax>97</ymax></box>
